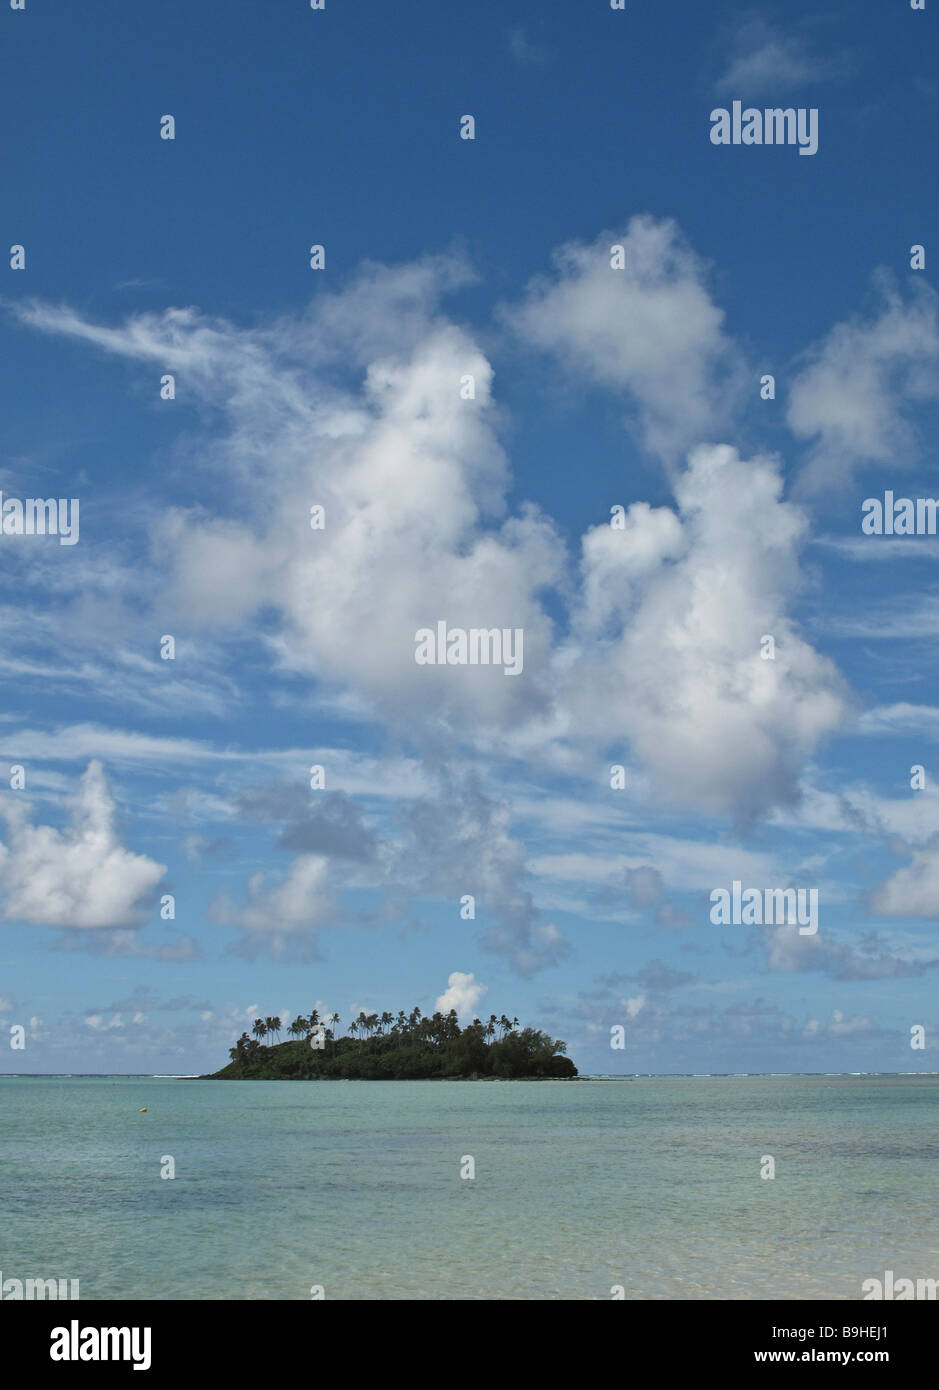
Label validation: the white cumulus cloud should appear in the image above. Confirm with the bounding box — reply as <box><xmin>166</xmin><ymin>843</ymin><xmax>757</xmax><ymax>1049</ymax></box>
<box><xmin>0</xmin><ymin>762</ymin><xmax>165</xmax><ymax>928</ymax></box>
<box><xmin>787</xmin><ymin>277</ymin><xmax>939</xmax><ymax>490</ymax></box>
<box><xmin>435</xmin><ymin>971</ymin><xmax>488</xmax><ymax>1020</ymax></box>
<box><xmin>507</xmin><ymin>215</ymin><xmax>744</xmax><ymax>465</ymax></box>
<box><xmin>562</xmin><ymin>444</ymin><xmax>847</xmax><ymax>822</ymax></box>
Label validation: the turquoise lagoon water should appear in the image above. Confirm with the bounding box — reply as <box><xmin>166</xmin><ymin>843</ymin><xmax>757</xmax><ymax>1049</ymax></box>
<box><xmin>1</xmin><ymin>1074</ymin><xmax>936</xmax><ymax>1300</ymax></box>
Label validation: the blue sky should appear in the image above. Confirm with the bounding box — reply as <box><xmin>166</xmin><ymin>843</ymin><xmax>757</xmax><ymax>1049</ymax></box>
<box><xmin>1</xmin><ymin>0</ymin><xmax>937</xmax><ymax>1074</ymax></box>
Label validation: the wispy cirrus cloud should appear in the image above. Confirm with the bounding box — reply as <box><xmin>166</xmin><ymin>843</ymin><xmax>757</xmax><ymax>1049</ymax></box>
<box><xmin>714</xmin><ymin>14</ymin><xmax>841</xmax><ymax>96</ymax></box>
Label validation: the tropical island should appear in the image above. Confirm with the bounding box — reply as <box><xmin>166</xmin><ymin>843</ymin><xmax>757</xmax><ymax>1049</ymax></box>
<box><xmin>206</xmin><ymin>1007</ymin><xmax>578</xmax><ymax>1080</ymax></box>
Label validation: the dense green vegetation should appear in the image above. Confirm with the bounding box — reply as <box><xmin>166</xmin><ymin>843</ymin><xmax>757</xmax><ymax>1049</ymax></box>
<box><xmin>208</xmin><ymin>1007</ymin><xmax>577</xmax><ymax>1080</ymax></box>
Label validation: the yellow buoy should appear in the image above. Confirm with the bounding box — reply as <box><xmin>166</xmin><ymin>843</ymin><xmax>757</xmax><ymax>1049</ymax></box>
<box><xmin>138</xmin><ymin>1107</ymin><xmax>147</xmax><ymax>1112</ymax></box>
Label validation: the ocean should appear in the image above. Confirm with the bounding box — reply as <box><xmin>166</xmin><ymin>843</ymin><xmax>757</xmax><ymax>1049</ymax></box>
<box><xmin>1</xmin><ymin>1074</ymin><xmax>936</xmax><ymax>1300</ymax></box>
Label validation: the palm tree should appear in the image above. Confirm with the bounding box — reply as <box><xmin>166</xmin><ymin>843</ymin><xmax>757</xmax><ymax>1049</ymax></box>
<box><xmin>380</xmin><ymin>1011</ymin><xmax>393</xmax><ymax>1035</ymax></box>
<box><xmin>269</xmin><ymin>1016</ymin><xmax>282</xmax><ymax>1043</ymax></box>
<box><xmin>253</xmin><ymin>1019</ymin><xmax>267</xmax><ymax>1044</ymax></box>
<box><xmin>288</xmin><ymin>1016</ymin><xmax>307</xmax><ymax>1040</ymax></box>
<box><xmin>330</xmin><ymin>1012</ymin><xmax>340</xmax><ymax>1037</ymax></box>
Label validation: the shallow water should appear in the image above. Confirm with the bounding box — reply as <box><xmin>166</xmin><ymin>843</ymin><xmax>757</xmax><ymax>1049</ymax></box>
<box><xmin>1</xmin><ymin>1074</ymin><xmax>936</xmax><ymax>1299</ymax></box>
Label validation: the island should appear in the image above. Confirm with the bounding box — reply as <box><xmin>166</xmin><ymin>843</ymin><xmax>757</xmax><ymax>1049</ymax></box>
<box><xmin>205</xmin><ymin>1007</ymin><xmax>578</xmax><ymax>1080</ymax></box>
